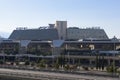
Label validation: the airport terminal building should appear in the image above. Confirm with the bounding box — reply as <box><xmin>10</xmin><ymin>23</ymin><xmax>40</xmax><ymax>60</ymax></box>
<box><xmin>9</xmin><ymin>21</ymin><xmax>108</xmax><ymax>40</ymax></box>
<box><xmin>0</xmin><ymin>21</ymin><xmax>120</xmax><ymax>69</ymax></box>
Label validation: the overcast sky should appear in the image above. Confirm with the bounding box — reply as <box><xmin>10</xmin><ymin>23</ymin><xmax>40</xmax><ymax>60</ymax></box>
<box><xmin>0</xmin><ymin>0</ymin><xmax>120</xmax><ymax>38</ymax></box>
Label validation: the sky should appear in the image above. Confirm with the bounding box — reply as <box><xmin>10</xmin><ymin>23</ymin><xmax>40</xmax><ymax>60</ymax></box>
<box><xmin>0</xmin><ymin>0</ymin><xmax>120</xmax><ymax>38</ymax></box>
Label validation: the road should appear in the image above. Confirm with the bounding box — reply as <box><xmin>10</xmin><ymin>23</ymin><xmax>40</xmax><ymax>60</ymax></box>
<box><xmin>0</xmin><ymin>68</ymin><xmax>119</xmax><ymax>80</ymax></box>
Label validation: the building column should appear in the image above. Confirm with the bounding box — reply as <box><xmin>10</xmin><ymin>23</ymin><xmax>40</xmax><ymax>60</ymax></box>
<box><xmin>89</xmin><ymin>59</ymin><xmax>92</xmax><ymax>65</ymax></box>
<box><xmin>108</xmin><ymin>59</ymin><xmax>111</xmax><ymax>66</ymax></box>
<box><xmin>72</xmin><ymin>58</ymin><xmax>75</xmax><ymax>64</ymax></box>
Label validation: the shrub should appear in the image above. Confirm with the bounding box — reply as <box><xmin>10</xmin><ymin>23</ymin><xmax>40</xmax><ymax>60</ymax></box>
<box><xmin>64</xmin><ymin>64</ymin><xmax>70</xmax><ymax>71</ymax></box>
<box><xmin>106</xmin><ymin>66</ymin><xmax>117</xmax><ymax>73</ymax></box>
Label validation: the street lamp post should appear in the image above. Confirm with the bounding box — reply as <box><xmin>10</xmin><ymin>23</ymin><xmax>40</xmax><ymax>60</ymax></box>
<box><xmin>51</xmin><ymin>44</ymin><xmax>54</xmax><ymax>65</ymax></box>
<box><xmin>113</xmin><ymin>41</ymin><xmax>116</xmax><ymax>75</ymax></box>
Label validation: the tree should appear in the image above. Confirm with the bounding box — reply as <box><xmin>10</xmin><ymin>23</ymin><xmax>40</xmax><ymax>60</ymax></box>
<box><xmin>54</xmin><ymin>63</ymin><xmax>59</xmax><ymax>70</ymax></box>
<box><xmin>37</xmin><ymin>59</ymin><xmax>46</xmax><ymax>68</ymax></box>
<box><xmin>95</xmin><ymin>53</ymin><xmax>99</xmax><ymax>70</ymax></box>
<box><xmin>106</xmin><ymin>62</ymin><xmax>117</xmax><ymax>73</ymax></box>
<box><xmin>25</xmin><ymin>60</ymin><xmax>30</xmax><ymax>66</ymax></box>
<box><xmin>101</xmin><ymin>56</ymin><xmax>105</xmax><ymax>70</ymax></box>
<box><xmin>31</xmin><ymin>62</ymin><xmax>35</xmax><ymax>67</ymax></box>
<box><xmin>64</xmin><ymin>64</ymin><xmax>70</xmax><ymax>71</ymax></box>
<box><xmin>16</xmin><ymin>61</ymin><xmax>19</xmax><ymax>65</ymax></box>
<box><xmin>82</xmin><ymin>66</ymin><xmax>89</xmax><ymax>71</ymax></box>
<box><xmin>0</xmin><ymin>60</ymin><xmax>4</xmax><ymax>65</ymax></box>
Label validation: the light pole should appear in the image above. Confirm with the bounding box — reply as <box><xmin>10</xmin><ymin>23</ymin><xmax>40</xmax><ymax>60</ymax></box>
<box><xmin>51</xmin><ymin>44</ymin><xmax>54</xmax><ymax>65</ymax></box>
<box><xmin>113</xmin><ymin>41</ymin><xmax>116</xmax><ymax>75</ymax></box>
<box><xmin>66</xmin><ymin>44</ymin><xmax>70</xmax><ymax>64</ymax></box>
<box><xmin>114</xmin><ymin>42</ymin><xmax>115</xmax><ymax>71</ymax></box>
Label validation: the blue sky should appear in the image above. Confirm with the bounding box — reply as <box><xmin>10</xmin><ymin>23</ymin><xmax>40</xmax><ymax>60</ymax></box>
<box><xmin>0</xmin><ymin>0</ymin><xmax>120</xmax><ymax>38</ymax></box>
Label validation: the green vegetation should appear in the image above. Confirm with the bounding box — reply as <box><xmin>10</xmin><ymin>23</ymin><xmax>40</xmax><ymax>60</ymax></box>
<box><xmin>64</xmin><ymin>64</ymin><xmax>70</xmax><ymax>70</ymax></box>
<box><xmin>54</xmin><ymin>63</ymin><xmax>59</xmax><ymax>69</ymax></box>
<box><xmin>106</xmin><ymin>63</ymin><xmax>118</xmax><ymax>73</ymax></box>
<box><xmin>82</xmin><ymin>66</ymin><xmax>89</xmax><ymax>71</ymax></box>
<box><xmin>25</xmin><ymin>60</ymin><xmax>30</xmax><ymax>65</ymax></box>
<box><xmin>0</xmin><ymin>60</ymin><xmax>4</xmax><ymax>64</ymax></box>
<box><xmin>37</xmin><ymin>59</ymin><xmax>46</xmax><ymax>68</ymax></box>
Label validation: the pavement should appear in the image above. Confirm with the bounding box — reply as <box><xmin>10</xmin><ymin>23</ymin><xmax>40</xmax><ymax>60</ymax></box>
<box><xmin>0</xmin><ymin>68</ymin><xmax>119</xmax><ymax>80</ymax></box>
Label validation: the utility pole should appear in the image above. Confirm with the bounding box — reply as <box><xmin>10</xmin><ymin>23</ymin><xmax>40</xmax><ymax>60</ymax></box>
<box><xmin>113</xmin><ymin>41</ymin><xmax>116</xmax><ymax>75</ymax></box>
